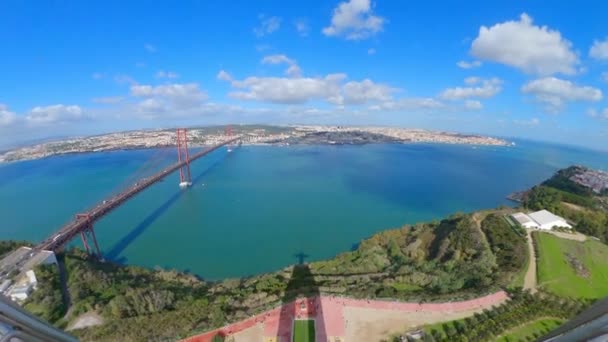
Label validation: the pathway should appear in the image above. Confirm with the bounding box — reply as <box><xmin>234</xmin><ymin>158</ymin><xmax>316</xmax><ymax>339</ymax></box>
<box><xmin>182</xmin><ymin>292</ymin><xmax>509</xmax><ymax>342</ymax></box>
<box><xmin>524</xmin><ymin>229</ymin><xmax>537</xmax><ymax>293</ymax></box>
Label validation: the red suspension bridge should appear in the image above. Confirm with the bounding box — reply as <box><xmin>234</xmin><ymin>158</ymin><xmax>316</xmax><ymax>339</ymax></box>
<box><xmin>30</xmin><ymin>128</ymin><xmax>239</xmax><ymax>257</ymax></box>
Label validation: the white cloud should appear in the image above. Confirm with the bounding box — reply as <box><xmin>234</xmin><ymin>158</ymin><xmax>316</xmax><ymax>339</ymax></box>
<box><xmin>522</xmin><ymin>77</ymin><xmax>603</xmax><ymax>112</ymax></box>
<box><xmin>254</xmin><ymin>15</ymin><xmax>281</xmax><ymax>37</ymax></box>
<box><xmin>294</xmin><ymin>18</ymin><xmax>310</xmax><ymax>37</ymax></box>
<box><xmin>587</xmin><ymin>108</ymin><xmax>598</xmax><ymax>118</ymax></box>
<box><xmin>226</xmin><ymin>74</ymin><xmax>346</xmax><ymax>104</ymax></box>
<box><xmin>136</xmin><ymin>98</ymin><xmax>166</xmax><ymax>114</ymax></box>
<box><xmin>456</xmin><ymin>60</ymin><xmax>482</xmax><ymax>69</ymax></box>
<box><xmin>590</xmin><ymin>37</ymin><xmax>608</xmax><ymax>60</ymax></box>
<box><xmin>440</xmin><ymin>77</ymin><xmax>503</xmax><ymax>100</ymax></box>
<box><xmin>26</xmin><ymin>105</ymin><xmax>86</xmax><ymax>124</ymax></box>
<box><xmin>514</xmin><ymin>118</ymin><xmax>540</xmax><ymax>126</ymax></box>
<box><xmin>464</xmin><ymin>100</ymin><xmax>483</xmax><ymax>110</ymax></box>
<box><xmin>322</xmin><ymin>0</ymin><xmax>385</xmax><ymax>40</ymax></box>
<box><xmin>471</xmin><ymin>13</ymin><xmax>578</xmax><ymax>75</ymax></box>
<box><xmin>114</xmin><ymin>74</ymin><xmax>137</xmax><ymax>85</ymax></box>
<box><xmin>144</xmin><ymin>43</ymin><xmax>157</xmax><ymax>53</ymax></box>
<box><xmin>92</xmin><ymin>96</ymin><xmax>124</xmax><ymax>104</ymax></box>
<box><xmin>217</xmin><ymin>70</ymin><xmax>233</xmax><ymax>82</ymax></box>
<box><xmin>0</xmin><ymin>104</ymin><xmax>17</xmax><ymax>126</ymax></box>
<box><xmin>261</xmin><ymin>54</ymin><xmax>302</xmax><ymax>77</ymax></box>
<box><xmin>92</xmin><ymin>72</ymin><xmax>104</xmax><ymax>80</ymax></box>
<box><xmin>602</xmin><ymin>72</ymin><xmax>608</xmax><ymax>83</ymax></box>
<box><xmin>131</xmin><ymin>83</ymin><xmax>208</xmax><ymax>109</ymax></box>
<box><xmin>156</xmin><ymin>70</ymin><xmax>179</xmax><ymax>79</ymax></box>
<box><xmin>221</xmin><ymin>67</ymin><xmax>399</xmax><ymax>106</ymax></box>
<box><xmin>369</xmin><ymin>98</ymin><xmax>444</xmax><ymax>111</ymax></box>
<box><xmin>342</xmin><ymin>79</ymin><xmax>396</xmax><ymax>104</ymax></box>
<box><xmin>603</xmin><ymin>108</ymin><xmax>608</xmax><ymax>119</ymax></box>
<box><xmin>367</xmin><ymin>48</ymin><xmax>376</xmax><ymax>55</ymax></box>
<box><xmin>261</xmin><ymin>54</ymin><xmax>296</xmax><ymax>65</ymax></box>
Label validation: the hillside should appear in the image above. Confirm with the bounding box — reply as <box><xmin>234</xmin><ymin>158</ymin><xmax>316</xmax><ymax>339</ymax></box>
<box><xmin>534</xmin><ymin>232</ymin><xmax>608</xmax><ymax>299</ymax></box>
<box><xmin>522</xmin><ymin>166</ymin><xmax>608</xmax><ymax>242</ymax></box>
<box><xmin>10</xmin><ymin>164</ymin><xmax>608</xmax><ymax>341</ymax></box>
<box><xmin>9</xmin><ymin>209</ymin><xmax>528</xmax><ymax>341</ymax></box>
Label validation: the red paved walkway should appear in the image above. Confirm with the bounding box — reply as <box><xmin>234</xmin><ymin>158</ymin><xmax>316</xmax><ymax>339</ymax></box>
<box><xmin>182</xmin><ymin>291</ymin><xmax>508</xmax><ymax>342</ymax></box>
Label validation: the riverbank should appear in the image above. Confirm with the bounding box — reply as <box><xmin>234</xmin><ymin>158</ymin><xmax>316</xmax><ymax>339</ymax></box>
<box><xmin>0</xmin><ymin>125</ymin><xmax>509</xmax><ymax>163</ymax></box>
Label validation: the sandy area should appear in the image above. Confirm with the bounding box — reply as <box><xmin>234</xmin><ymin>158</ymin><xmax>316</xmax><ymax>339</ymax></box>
<box><xmin>231</xmin><ymin>323</ymin><xmax>264</xmax><ymax>342</ymax></box>
<box><xmin>344</xmin><ymin>300</ymin><xmax>506</xmax><ymax>342</ymax></box>
<box><xmin>345</xmin><ymin>308</ymin><xmax>476</xmax><ymax>341</ymax></box>
<box><xmin>185</xmin><ymin>292</ymin><xmax>508</xmax><ymax>342</ymax></box>
<box><xmin>66</xmin><ymin>311</ymin><xmax>104</xmax><ymax>331</ymax></box>
<box><xmin>524</xmin><ymin>229</ymin><xmax>537</xmax><ymax>292</ymax></box>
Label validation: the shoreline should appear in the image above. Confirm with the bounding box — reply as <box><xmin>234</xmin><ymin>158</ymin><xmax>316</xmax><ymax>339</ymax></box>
<box><xmin>0</xmin><ymin>139</ymin><xmax>510</xmax><ymax>164</ymax></box>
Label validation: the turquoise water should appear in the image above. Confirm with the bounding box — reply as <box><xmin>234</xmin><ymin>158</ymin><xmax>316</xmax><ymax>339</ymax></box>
<box><xmin>0</xmin><ymin>141</ymin><xmax>607</xmax><ymax>279</ymax></box>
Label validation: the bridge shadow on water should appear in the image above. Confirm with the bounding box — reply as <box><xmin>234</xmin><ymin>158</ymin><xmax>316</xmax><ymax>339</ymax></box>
<box><xmin>105</xmin><ymin>156</ymin><xmax>224</xmax><ymax>262</ymax></box>
<box><xmin>274</xmin><ymin>253</ymin><xmax>328</xmax><ymax>342</ymax></box>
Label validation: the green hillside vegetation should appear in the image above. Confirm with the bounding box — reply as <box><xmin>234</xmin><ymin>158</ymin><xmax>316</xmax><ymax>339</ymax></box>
<box><xmin>523</xmin><ymin>167</ymin><xmax>608</xmax><ymax>243</ymax></box>
<box><xmin>12</xmin><ymin>209</ymin><xmax>531</xmax><ymax>341</ymax></box>
<box><xmin>0</xmin><ymin>240</ymin><xmax>30</xmax><ymax>257</ymax></box>
<box><xmin>23</xmin><ymin>264</ymin><xmax>66</xmax><ymax>324</ymax></box>
<box><xmin>497</xmin><ymin>318</ymin><xmax>564</xmax><ymax>342</ymax></box>
<box><xmin>421</xmin><ymin>290</ymin><xmax>585</xmax><ymax>342</ymax></box>
<box><xmin>534</xmin><ymin>232</ymin><xmax>608</xmax><ymax>299</ymax></box>
<box><xmin>311</xmin><ymin>212</ymin><xmax>525</xmax><ymax>296</ymax></box>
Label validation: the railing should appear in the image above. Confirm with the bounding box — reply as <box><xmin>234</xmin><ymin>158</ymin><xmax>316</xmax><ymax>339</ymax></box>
<box><xmin>0</xmin><ymin>295</ymin><xmax>77</xmax><ymax>342</ymax></box>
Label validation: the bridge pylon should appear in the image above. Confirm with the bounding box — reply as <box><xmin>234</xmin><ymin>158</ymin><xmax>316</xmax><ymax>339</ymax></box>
<box><xmin>75</xmin><ymin>213</ymin><xmax>102</xmax><ymax>259</ymax></box>
<box><xmin>176</xmin><ymin>128</ymin><xmax>192</xmax><ymax>188</ymax></box>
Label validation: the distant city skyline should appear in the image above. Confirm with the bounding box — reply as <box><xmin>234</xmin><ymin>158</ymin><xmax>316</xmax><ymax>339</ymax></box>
<box><xmin>1</xmin><ymin>0</ymin><xmax>608</xmax><ymax>149</ymax></box>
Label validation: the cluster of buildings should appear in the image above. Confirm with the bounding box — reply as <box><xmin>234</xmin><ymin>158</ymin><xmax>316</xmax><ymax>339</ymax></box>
<box><xmin>511</xmin><ymin>210</ymin><xmax>572</xmax><ymax>230</ymax></box>
<box><xmin>570</xmin><ymin>168</ymin><xmax>608</xmax><ymax>195</ymax></box>
<box><xmin>0</xmin><ymin>247</ymin><xmax>57</xmax><ymax>302</ymax></box>
<box><xmin>0</xmin><ymin>125</ymin><xmax>509</xmax><ymax>163</ymax></box>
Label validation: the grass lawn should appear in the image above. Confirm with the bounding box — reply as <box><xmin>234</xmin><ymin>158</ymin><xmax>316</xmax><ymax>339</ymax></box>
<box><xmin>293</xmin><ymin>319</ymin><xmax>315</xmax><ymax>342</ymax></box>
<box><xmin>497</xmin><ymin>318</ymin><xmax>564</xmax><ymax>342</ymax></box>
<box><xmin>535</xmin><ymin>232</ymin><xmax>608</xmax><ymax>299</ymax></box>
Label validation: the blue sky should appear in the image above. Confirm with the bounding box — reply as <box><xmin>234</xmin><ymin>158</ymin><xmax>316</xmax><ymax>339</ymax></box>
<box><xmin>1</xmin><ymin>0</ymin><xmax>608</xmax><ymax>149</ymax></box>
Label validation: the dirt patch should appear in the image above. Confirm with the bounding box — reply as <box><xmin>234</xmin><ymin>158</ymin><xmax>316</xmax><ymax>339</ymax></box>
<box><xmin>66</xmin><ymin>311</ymin><xmax>104</xmax><ymax>331</ymax></box>
<box><xmin>524</xmin><ymin>230</ymin><xmax>537</xmax><ymax>292</ymax></box>
<box><xmin>565</xmin><ymin>253</ymin><xmax>590</xmax><ymax>278</ymax></box>
<box><xmin>562</xmin><ymin>202</ymin><xmax>586</xmax><ymax>212</ymax></box>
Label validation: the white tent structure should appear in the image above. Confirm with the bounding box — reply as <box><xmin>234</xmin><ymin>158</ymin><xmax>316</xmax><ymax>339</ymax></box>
<box><xmin>511</xmin><ymin>210</ymin><xmax>572</xmax><ymax>230</ymax></box>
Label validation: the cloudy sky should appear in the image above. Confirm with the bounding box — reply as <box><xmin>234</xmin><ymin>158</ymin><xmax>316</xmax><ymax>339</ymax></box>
<box><xmin>1</xmin><ymin>0</ymin><xmax>608</xmax><ymax>149</ymax></box>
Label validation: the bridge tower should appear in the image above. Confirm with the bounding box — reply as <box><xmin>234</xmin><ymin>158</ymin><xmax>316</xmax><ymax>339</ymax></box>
<box><xmin>226</xmin><ymin>125</ymin><xmax>234</xmax><ymax>153</ymax></box>
<box><xmin>76</xmin><ymin>213</ymin><xmax>102</xmax><ymax>259</ymax></box>
<box><xmin>176</xmin><ymin>128</ymin><xmax>192</xmax><ymax>188</ymax></box>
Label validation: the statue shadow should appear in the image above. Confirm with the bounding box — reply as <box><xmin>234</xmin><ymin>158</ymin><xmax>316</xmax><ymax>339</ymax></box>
<box><xmin>274</xmin><ymin>252</ymin><xmax>328</xmax><ymax>342</ymax></box>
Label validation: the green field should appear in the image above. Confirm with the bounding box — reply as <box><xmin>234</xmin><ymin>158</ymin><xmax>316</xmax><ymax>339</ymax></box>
<box><xmin>498</xmin><ymin>318</ymin><xmax>564</xmax><ymax>342</ymax></box>
<box><xmin>535</xmin><ymin>232</ymin><xmax>608</xmax><ymax>299</ymax></box>
<box><xmin>293</xmin><ymin>320</ymin><xmax>315</xmax><ymax>342</ymax></box>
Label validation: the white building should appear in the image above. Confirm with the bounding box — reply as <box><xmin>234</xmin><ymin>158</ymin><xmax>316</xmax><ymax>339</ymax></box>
<box><xmin>1</xmin><ymin>247</ymin><xmax>57</xmax><ymax>302</ymax></box>
<box><xmin>511</xmin><ymin>212</ymin><xmax>539</xmax><ymax>229</ymax></box>
<box><xmin>7</xmin><ymin>283</ymin><xmax>34</xmax><ymax>301</ymax></box>
<box><xmin>511</xmin><ymin>209</ymin><xmax>572</xmax><ymax>230</ymax></box>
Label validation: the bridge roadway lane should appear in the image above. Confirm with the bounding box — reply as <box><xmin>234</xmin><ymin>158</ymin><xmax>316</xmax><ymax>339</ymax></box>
<box><xmin>35</xmin><ymin>137</ymin><xmax>240</xmax><ymax>252</ymax></box>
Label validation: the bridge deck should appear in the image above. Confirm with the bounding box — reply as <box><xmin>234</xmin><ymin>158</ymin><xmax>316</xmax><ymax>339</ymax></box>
<box><xmin>36</xmin><ymin>137</ymin><xmax>239</xmax><ymax>252</ymax></box>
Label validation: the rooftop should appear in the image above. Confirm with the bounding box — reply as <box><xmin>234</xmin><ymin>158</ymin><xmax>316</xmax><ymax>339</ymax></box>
<box><xmin>528</xmin><ymin>210</ymin><xmax>568</xmax><ymax>226</ymax></box>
